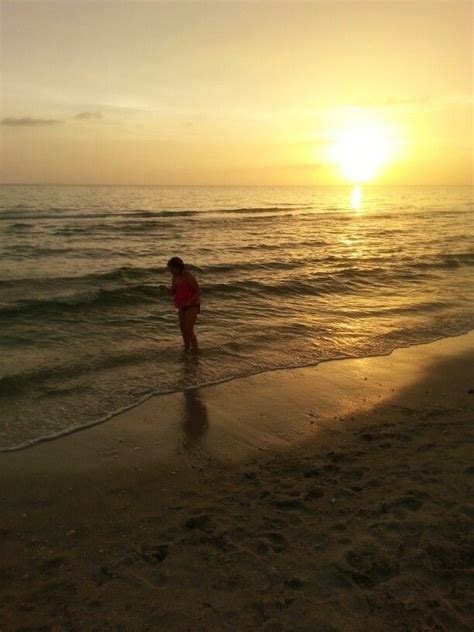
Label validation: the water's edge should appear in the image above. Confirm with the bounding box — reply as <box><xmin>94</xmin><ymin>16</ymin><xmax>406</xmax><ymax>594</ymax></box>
<box><xmin>2</xmin><ymin>328</ymin><xmax>472</xmax><ymax>454</ymax></box>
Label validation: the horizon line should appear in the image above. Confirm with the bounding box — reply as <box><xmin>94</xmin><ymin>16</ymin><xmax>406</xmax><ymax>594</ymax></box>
<box><xmin>1</xmin><ymin>182</ymin><xmax>473</xmax><ymax>188</ymax></box>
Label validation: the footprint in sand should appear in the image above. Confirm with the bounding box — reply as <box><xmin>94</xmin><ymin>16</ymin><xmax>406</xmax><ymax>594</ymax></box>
<box><xmin>38</xmin><ymin>556</ymin><xmax>68</xmax><ymax>575</ymax></box>
<box><xmin>342</xmin><ymin>468</ymin><xmax>366</xmax><ymax>482</ymax></box>
<box><xmin>272</xmin><ymin>498</ymin><xmax>308</xmax><ymax>512</ymax></box>
<box><xmin>258</xmin><ymin>532</ymin><xmax>288</xmax><ymax>553</ymax></box>
<box><xmin>305</xmin><ymin>485</ymin><xmax>325</xmax><ymax>500</ymax></box>
<box><xmin>344</xmin><ymin>545</ymin><xmax>398</xmax><ymax>588</ymax></box>
<box><xmin>184</xmin><ymin>514</ymin><xmax>212</xmax><ymax>530</ymax></box>
<box><xmin>141</xmin><ymin>544</ymin><xmax>169</xmax><ymax>564</ymax></box>
<box><xmin>388</xmin><ymin>490</ymin><xmax>429</xmax><ymax>513</ymax></box>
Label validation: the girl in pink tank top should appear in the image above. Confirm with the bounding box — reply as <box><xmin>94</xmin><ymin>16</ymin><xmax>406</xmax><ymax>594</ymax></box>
<box><xmin>159</xmin><ymin>256</ymin><xmax>201</xmax><ymax>353</ymax></box>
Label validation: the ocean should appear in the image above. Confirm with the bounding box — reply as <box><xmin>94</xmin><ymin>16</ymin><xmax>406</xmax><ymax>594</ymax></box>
<box><xmin>1</xmin><ymin>184</ymin><xmax>472</xmax><ymax>451</ymax></box>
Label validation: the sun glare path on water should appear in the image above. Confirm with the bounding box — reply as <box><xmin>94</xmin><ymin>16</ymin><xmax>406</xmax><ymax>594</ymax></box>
<box><xmin>351</xmin><ymin>184</ymin><xmax>362</xmax><ymax>210</ymax></box>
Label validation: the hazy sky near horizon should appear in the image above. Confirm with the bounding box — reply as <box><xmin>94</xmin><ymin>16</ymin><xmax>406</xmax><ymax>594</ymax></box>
<box><xmin>1</xmin><ymin>1</ymin><xmax>472</xmax><ymax>185</ymax></box>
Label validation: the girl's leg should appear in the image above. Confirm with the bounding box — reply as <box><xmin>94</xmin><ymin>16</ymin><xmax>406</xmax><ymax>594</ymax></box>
<box><xmin>178</xmin><ymin>310</ymin><xmax>190</xmax><ymax>348</ymax></box>
<box><xmin>183</xmin><ymin>306</ymin><xmax>199</xmax><ymax>352</ymax></box>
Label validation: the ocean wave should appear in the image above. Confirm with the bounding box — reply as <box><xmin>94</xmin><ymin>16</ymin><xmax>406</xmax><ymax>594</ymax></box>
<box><xmin>417</xmin><ymin>252</ymin><xmax>474</xmax><ymax>269</ymax></box>
<box><xmin>0</xmin><ymin>208</ymin><xmax>99</xmax><ymax>221</ymax></box>
<box><xmin>0</xmin><ymin>265</ymin><xmax>163</xmax><ymax>289</ymax></box>
<box><xmin>201</xmin><ymin>261</ymin><xmax>470</xmax><ymax>298</ymax></box>
<box><xmin>201</xmin><ymin>274</ymin><xmax>376</xmax><ymax>299</ymax></box>
<box><xmin>52</xmin><ymin>220</ymin><xmax>171</xmax><ymax>235</ymax></box>
<box><xmin>5</xmin><ymin>222</ymin><xmax>33</xmax><ymax>232</ymax></box>
<box><xmin>0</xmin><ymin>283</ymin><xmax>161</xmax><ymax>317</ymax></box>
<box><xmin>0</xmin><ymin>275</ymin><xmax>358</xmax><ymax>318</ymax></box>
<box><xmin>0</xmin><ymin>346</ymin><xmax>173</xmax><ymax>398</ymax></box>
<box><xmin>49</xmin><ymin>215</ymin><xmax>297</xmax><ymax>237</ymax></box>
<box><xmin>3</xmin><ymin>244</ymin><xmax>110</xmax><ymax>258</ymax></box>
<box><xmin>221</xmin><ymin>206</ymin><xmax>300</xmax><ymax>214</ymax></box>
<box><xmin>0</xmin><ymin>205</ymin><xmax>303</xmax><ymax>223</ymax></box>
<box><xmin>123</xmin><ymin>205</ymin><xmax>308</xmax><ymax>216</ymax></box>
<box><xmin>199</xmin><ymin>256</ymin><xmax>328</xmax><ymax>274</ymax></box>
<box><xmin>1</xmin><ymin>250</ymin><xmax>472</xmax><ymax>317</ymax></box>
<box><xmin>326</xmin><ymin>300</ymin><xmax>453</xmax><ymax>318</ymax></box>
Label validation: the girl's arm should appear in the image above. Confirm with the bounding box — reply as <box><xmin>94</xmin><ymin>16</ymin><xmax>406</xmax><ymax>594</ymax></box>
<box><xmin>184</xmin><ymin>271</ymin><xmax>201</xmax><ymax>305</ymax></box>
<box><xmin>159</xmin><ymin>279</ymin><xmax>176</xmax><ymax>295</ymax></box>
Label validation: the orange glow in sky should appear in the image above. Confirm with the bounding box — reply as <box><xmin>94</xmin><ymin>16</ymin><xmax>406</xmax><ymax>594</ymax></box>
<box><xmin>1</xmin><ymin>1</ymin><xmax>472</xmax><ymax>185</ymax></box>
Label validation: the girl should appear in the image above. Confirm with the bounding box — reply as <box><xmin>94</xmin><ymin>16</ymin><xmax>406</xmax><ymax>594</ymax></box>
<box><xmin>160</xmin><ymin>256</ymin><xmax>201</xmax><ymax>353</ymax></box>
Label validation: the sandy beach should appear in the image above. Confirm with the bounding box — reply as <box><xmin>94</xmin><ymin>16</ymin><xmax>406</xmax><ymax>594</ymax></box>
<box><xmin>3</xmin><ymin>1</ymin><xmax>473</xmax><ymax>629</ymax></box>
<box><xmin>1</xmin><ymin>333</ymin><xmax>473</xmax><ymax>631</ymax></box>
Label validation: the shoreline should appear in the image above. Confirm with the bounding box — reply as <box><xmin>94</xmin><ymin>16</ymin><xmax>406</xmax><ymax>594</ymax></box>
<box><xmin>1</xmin><ymin>332</ymin><xmax>473</xmax><ymax>630</ymax></box>
<box><xmin>2</xmin><ymin>328</ymin><xmax>472</xmax><ymax>454</ymax></box>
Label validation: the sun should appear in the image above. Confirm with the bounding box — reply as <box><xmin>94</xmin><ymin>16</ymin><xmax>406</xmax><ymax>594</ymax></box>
<box><xmin>330</xmin><ymin>119</ymin><xmax>398</xmax><ymax>184</ymax></box>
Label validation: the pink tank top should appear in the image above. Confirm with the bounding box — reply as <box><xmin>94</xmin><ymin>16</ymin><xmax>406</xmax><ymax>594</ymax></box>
<box><xmin>174</xmin><ymin>279</ymin><xmax>194</xmax><ymax>309</ymax></box>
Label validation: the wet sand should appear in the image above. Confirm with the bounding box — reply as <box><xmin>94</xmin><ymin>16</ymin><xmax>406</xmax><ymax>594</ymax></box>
<box><xmin>1</xmin><ymin>333</ymin><xmax>473</xmax><ymax>631</ymax></box>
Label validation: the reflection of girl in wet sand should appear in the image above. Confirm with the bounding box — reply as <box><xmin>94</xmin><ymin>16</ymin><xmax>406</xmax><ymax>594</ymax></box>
<box><xmin>183</xmin><ymin>389</ymin><xmax>209</xmax><ymax>442</ymax></box>
<box><xmin>160</xmin><ymin>257</ymin><xmax>201</xmax><ymax>353</ymax></box>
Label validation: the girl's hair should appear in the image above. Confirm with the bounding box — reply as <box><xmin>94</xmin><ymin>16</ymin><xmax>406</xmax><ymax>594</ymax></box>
<box><xmin>167</xmin><ymin>256</ymin><xmax>185</xmax><ymax>272</ymax></box>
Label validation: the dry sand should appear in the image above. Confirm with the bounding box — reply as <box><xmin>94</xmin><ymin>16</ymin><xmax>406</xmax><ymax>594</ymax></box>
<box><xmin>1</xmin><ymin>333</ymin><xmax>473</xmax><ymax>631</ymax></box>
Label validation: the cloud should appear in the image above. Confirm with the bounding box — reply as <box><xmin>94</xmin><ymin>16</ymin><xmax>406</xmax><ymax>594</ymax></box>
<box><xmin>1</xmin><ymin>117</ymin><xmax>63</xmax><ymax>126</ymax></box>
<box><xmin>74</xmin><ymin>111</ymin><xmax>103</xmax><ymax>120</ymax></box>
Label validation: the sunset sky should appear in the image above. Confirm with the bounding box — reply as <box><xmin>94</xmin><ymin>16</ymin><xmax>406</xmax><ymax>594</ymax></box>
<box><xmin>1</xmin><ymin>1</ymin><xmax>472</xmax><ymax>186</ymax></box>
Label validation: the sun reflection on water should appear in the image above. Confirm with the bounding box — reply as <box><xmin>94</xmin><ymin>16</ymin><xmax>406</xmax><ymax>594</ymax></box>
<box><xmin>351</xmin><ymin>185</ymin><xmax>362</xmax><ymax>211</ymax></box>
